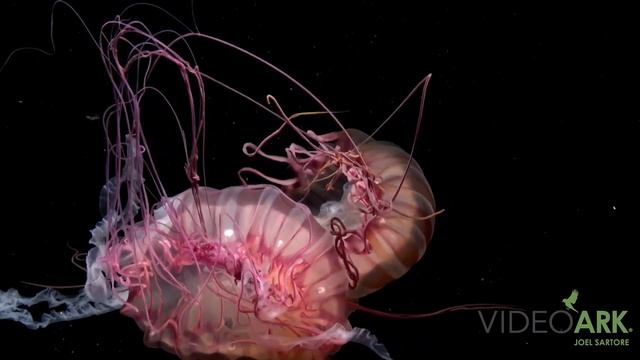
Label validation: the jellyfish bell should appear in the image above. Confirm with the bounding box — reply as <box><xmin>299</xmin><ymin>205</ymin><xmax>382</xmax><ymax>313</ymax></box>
<box><xmin>260</xmin><ymin>127</ymin><xmax>436</xmax><ymax>300</ymax></box>
<box><xmin>1</xmin><ymin>183</ymin><xmax>390</xmax><ymax>359</ymax></box>
<box><xmin>310</xmin><ymin>128</ymin><xmax>437</xmax><ymax>299</ymax></box>
<box><xmin>240</xmin><ymin>88</ymin><xmax>438</xmax><ymax>299</ymax></box>
<box><xmin>111</xmin><ymin>183</ymin><xmax>355</xmax><ymax>359</ymax></box>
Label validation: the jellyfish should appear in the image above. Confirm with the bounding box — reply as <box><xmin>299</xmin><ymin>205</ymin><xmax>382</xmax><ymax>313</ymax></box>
<box><xmin>103</xmin><ymin>182</ymin><xmax>361</xmax><ymax>359</ymax></box>
<box><xmin>239</xmin><ymin>77</ymin><xmax>439</xmax><ymax>299</ymax></box>
<box><xmin>0</xmin><ymin>6</ymin><xmax>512</xmax><ymax>359</ymax></box>
<box><xmin>1</xmin><ymin>15</ymin><xmax>396</xmax><ymax>360</ymax></box>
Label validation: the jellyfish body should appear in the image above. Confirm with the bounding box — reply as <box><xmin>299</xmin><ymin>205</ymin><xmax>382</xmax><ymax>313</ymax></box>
<box><xmin>112</xmin><ymin>184</ymin><xmax>352</xmax><ymax>359</ymax></box>
<box><xmin>243</xmin><ymin>125</ymin><xmax>436</xmax><ymax>299</ymax></box>
<box><xmin>0</xmin><ymin>12</ymin><xmax>404</xmax><ymax>360</ymax></box>
<box><xmin>315</xmin><ymin>129</ymin><xmax>436</xmax><ymax>299</ymax></box>
<box><xmin>84</xmin><ymin>17</ymin><xmax>391</xmax><ymax>359</ymax></box>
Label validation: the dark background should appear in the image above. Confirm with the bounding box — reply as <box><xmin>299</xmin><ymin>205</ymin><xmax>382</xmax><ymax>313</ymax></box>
<box><xmin>0</xmin><ymin>1</ymin><xmax>637</xmax><ymax>358</ymax></box>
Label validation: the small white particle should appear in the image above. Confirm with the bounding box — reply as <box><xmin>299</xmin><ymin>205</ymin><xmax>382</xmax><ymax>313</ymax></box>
<box><xmin>276</xmin><ymin>239</ymin><xmax>284</xmax><ymax>248</ymax></box>
<box><xmin>224</xmin><ymin>229</ymin><xmax>234</xmax><ymax>238</ymax></box>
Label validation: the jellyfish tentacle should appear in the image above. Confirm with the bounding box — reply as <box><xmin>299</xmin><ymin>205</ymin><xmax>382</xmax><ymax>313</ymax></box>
<box><xmin>0</xmin><ymin>288</ymin><xmax>121</xmax><ymax>330</ymax></box>
<box><xmin>330</xmin><ymin>217</ymin><xmax>360</xmax><ymax>289</ymax></box>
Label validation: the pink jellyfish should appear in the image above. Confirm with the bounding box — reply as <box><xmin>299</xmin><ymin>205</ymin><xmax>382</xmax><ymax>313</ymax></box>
<box><xmin>2</xmin><ymin>7</ymin><xmax>511</xmax><ymax>360</ymax></box>
<box><xmin>240</xmin><ymin>77</ymin><xmax>439</xmax><ymax>299</ymax></box>
<box><xmin>1</xmin><ymin>16</ymin><xmax>391</xmax><ymax>360</ymax></box>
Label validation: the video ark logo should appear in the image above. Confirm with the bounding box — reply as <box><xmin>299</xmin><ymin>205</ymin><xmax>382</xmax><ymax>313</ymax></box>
<box><xmin>478</xmin><ymin>289</ymin><xmax>632</xmax><ymax>348</ymax></box>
